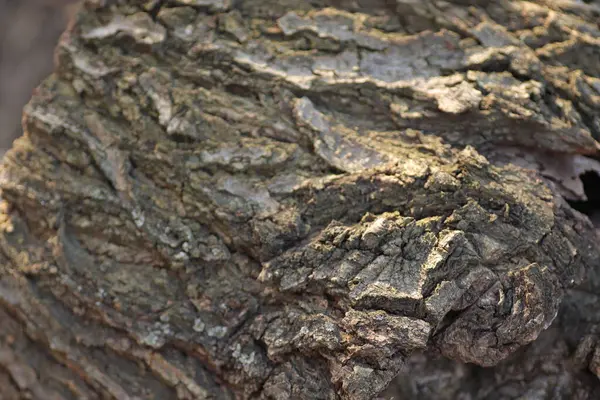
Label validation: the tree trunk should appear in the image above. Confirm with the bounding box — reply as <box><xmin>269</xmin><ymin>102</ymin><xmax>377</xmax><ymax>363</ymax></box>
<box><xmin>2</xmin><ymin>0</ymin><xmax>600</xmax><ymax>398</ymax></box>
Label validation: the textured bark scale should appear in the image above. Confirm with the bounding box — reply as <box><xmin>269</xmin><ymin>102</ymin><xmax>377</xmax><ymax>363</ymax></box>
<box><xmin>1</xmin><ymin>0</ymin><xmax>600</xmax><ymax>399</ymax></box>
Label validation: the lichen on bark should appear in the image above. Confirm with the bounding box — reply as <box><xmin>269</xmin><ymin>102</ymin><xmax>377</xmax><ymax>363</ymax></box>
<box><xmin>1</xmin><ymin>0</ymin><xmax>600</xmax><ymax>399</ymax></box>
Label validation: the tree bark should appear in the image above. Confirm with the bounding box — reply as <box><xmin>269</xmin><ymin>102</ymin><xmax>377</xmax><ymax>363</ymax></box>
<box><xmin>2</xmin><ymin>0</ymin><xmax>600</xmax><ymax>398</ymax></box>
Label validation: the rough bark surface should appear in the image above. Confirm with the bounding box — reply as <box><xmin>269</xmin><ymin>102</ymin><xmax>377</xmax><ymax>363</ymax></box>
<box><xmin>2</xmin><ymin>0</ymin><xmax>600</xmax><ymax>399</ymax></box>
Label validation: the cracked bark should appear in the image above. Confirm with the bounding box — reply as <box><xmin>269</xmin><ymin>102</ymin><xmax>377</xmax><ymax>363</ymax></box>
<box><xmin>1</xmin><ymin>0</ymin><xmax>600</xmax><ymax>399</ymax></box>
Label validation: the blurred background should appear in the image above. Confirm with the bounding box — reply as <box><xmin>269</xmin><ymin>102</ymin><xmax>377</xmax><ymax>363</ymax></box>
<box><xmin>0</xmin><ymin>0</ymin><xmax>77</xmax><ymax>154</ymax></box>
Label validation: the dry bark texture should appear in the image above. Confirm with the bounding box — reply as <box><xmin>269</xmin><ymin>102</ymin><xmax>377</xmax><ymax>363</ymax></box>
<box><xmin>1</xmin><ymin>0</ymin><xmax>600</xmax><ymax>399</ymax></box>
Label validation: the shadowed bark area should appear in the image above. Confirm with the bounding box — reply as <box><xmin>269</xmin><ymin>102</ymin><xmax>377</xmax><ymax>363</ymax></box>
<box><xmin>1</xmin><ymin>0</ymin><xmax>600</xmax><ymax>398</ymax></box>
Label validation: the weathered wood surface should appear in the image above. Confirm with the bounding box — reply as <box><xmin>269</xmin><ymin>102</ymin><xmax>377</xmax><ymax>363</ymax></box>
<box><xmin>1</xmin><ymin>0</ymin><xmax>600</xmax><ymax>398</ymax></box>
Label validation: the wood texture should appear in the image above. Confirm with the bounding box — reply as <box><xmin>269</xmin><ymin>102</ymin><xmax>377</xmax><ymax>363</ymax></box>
<box><xmin>1</xmin><ymin>0</ymin><xmax>600</xmax><ymax>398</ymax></box>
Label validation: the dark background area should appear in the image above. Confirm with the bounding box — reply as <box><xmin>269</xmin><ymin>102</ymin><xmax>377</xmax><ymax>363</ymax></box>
<box><xmin>0</xmin><ymin>0</ymin><xmax>76</xmax><ymax>154</ymax></box>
